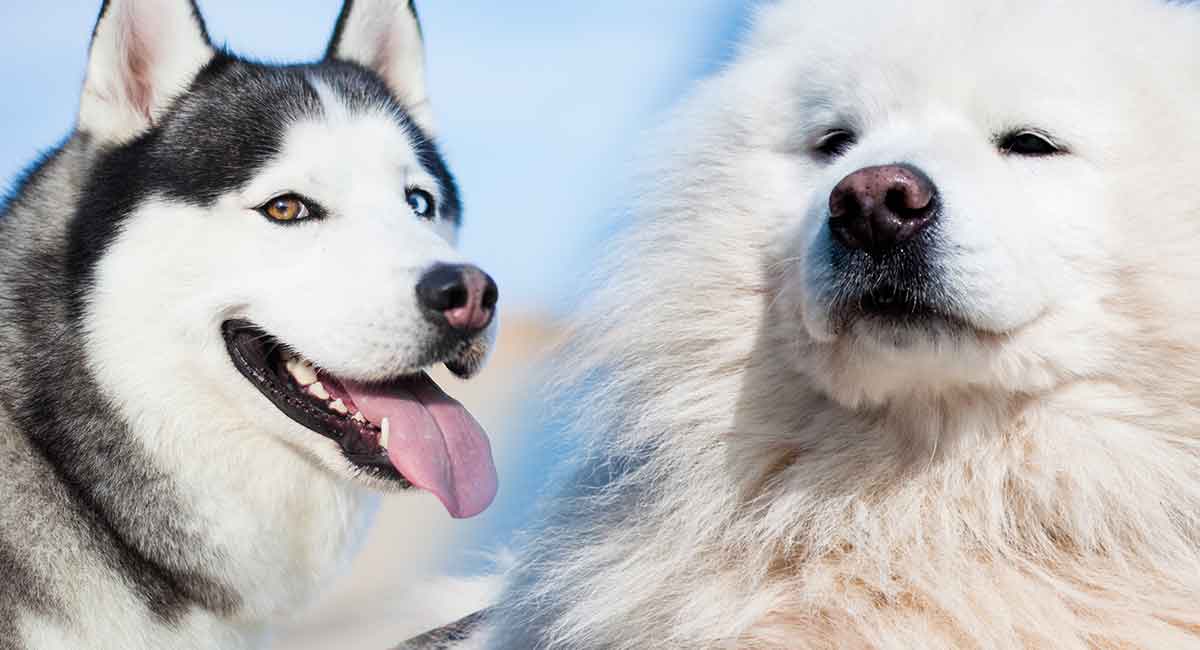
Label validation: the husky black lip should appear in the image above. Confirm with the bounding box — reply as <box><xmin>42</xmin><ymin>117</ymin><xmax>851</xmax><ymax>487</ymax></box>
<box><xmin>220</xmin><ymin>320</ymin><xmax>408</xmax><ymax>484</ymax></box>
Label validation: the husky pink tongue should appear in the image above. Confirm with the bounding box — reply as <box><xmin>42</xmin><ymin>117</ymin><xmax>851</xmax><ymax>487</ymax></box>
<box><xmin>340</xmin><ymin>375</ymin><xmax>497</xmax><ymax>519</ymax></box>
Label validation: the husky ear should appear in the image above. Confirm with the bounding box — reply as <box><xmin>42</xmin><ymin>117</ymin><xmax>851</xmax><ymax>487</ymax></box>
<box><xmin>325</xmin><ymin>0</ymin><xmax>434</xmax><ymax>133</ymax></box>
<box><xmin>79</xmin><ymin>0</ymin><xmax>214</xmax><ymax>144</ymax></box>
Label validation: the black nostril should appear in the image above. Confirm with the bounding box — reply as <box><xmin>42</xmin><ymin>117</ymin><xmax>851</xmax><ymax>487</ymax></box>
<box><xmin>445</xmin><ymin>285</ymin><xmax>469</xmax><ymax>310</ymax></box>
<box><xmin>481</xmin><ymin>275</ymin><xmax>499</xmax><ymax>311</ymax></box>
<box><xmin>417</xmin><ymin>264</ymin><xmax>469</xmax><ymax>312</ymax></box>
<box><xmin>884</xmin><ymin>188</ymin><xmax>913</xmax><ymax>218</ymax></box>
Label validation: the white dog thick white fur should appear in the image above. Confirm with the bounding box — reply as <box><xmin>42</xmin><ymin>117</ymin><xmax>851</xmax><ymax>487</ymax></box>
<box><xmin>484</xmin><ymin>0</ymin><xmax>1200</xmax><ymax>647</ymax></box>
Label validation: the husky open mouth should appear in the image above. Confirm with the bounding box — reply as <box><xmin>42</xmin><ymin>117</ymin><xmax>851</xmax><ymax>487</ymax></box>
<box><xmin>221</xmin><ymin>320</ymin><xmax>497</xmax><ymax>519</ymax></box>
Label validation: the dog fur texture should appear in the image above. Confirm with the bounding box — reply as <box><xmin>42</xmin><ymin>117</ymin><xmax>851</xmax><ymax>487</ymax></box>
<box><xmin>0</xmin><ymin>1</ymin><xmax>497</xmax><ymax>648</ymax></box>
<box><xmin>484</xmin><ymin>1</ymin><xmax>1200</xmax><ymax>648</ymax></box>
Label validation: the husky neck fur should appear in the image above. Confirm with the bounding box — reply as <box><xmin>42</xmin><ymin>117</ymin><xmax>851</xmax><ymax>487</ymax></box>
<box><xmin>0</xmin><ymin>1</ymin><xmax>500</xmax><ymax>648</ymax></box>
<box><xmin>485</xmin><ymin>1</ymin><xmax>1200</xmax><ymax>648</ymax></box>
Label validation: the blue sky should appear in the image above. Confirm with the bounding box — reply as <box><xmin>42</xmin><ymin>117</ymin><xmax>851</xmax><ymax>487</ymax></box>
<box><xmin>0</xmin><ymin>1</ymin><xmax>747</xmax><ymax>314</ymax></box>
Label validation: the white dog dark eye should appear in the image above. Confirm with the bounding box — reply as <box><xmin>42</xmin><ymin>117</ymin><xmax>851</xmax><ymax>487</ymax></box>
<box><xmin>813</xmin><ymin>129</ymin><xmax>858</xmax><ymax>159</ymax></box>
<box><xmin>407</xmin><ymin>188</ymin><xmax>436</xmax><ymax>220</ymax></box>
<box><xmin>999</xmin><ymin>130</ymin><xmax>1063</xmax><ymax>156</ymax></box>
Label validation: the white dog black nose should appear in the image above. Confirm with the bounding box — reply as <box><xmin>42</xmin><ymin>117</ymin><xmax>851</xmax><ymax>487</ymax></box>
<box><xmin>829</xmin><ymin>164</ymin><xmax>939</xmax><ymax>254</ymax></box>
<box><xmin>417</xmin><ymin>264</ymin><xmax>498</xmax><ymax>334</ymax></box>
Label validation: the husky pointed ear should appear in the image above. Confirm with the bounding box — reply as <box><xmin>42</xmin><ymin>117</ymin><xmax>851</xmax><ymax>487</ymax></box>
<box><xmin>79</xmin><ymin>0</ymin><xmax>214</xmax><ymax>144</ymax></box>
<box><xmin>325</xmin><ymin>0</ymin><xmax>434</xmax><ymax>133</ymax></box>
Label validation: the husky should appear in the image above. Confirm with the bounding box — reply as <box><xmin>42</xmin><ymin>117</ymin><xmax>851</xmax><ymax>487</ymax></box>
<box><xmin>0</xmin><ymin>1</ymin><xmax>501</xmax><ymax>648</ymax></box>
<box><xmin>479</xmin><ymin>0</ymin><xmax>1200</xmax><ymax>647</ymax></box>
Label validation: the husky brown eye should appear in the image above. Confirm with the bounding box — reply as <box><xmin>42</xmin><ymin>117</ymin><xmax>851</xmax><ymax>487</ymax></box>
<box><xmin>260</xmin><ymin>195</ymin><xmax>310</xmax><ymax>222</ymax></box>
<box><xmin>814</xmin><ymin>129</ymin><xmax>857</xmax><ymax>159</ymax></box>
<box><xmin>407</xmin><ymin>188</ymin><xmax>436</xmax><ymax>220</ymax></box>
<box><xmin>999</xmin><ymin>130</ymin><xmax>1063</xmax><ymax>156</ymax></box>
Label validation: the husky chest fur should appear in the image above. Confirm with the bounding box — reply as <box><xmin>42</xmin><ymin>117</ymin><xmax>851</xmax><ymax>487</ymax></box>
<box><xmin>0</xmin><ymin>1</ymin><xmax>499</xmax><ymax>648</ymax></box>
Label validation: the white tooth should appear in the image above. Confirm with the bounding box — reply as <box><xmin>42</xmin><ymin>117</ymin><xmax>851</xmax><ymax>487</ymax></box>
<box><xmin>329</xmin><ymin>399</ymin><xmax>348</xmax><ymax>415</ymax></box>
<box><xmin>287</xmin><ymin>359</ymin><xmax>318</xmax><ymax>387</ymax></box>
<box><xmin>308</xmin><ymin>382</ymin><xmax>330</xmax><ymax>400</ymax></box>
<box><xmin>352</xmin><ymin>412</ymin><xmax>367</xmax><ymax>424</ymax></box>
<box><xmin>380</xmin><ymin>418</ymin><xmax>391</xmax><ymax>449</ymax></box>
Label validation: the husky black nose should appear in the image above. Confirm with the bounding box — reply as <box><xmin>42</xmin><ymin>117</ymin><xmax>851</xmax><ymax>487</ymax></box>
<box><xmin>417</xmin><ymin>264</ymin><xmax>498</xmax><ymax>334</ymax></box>
<box><xmin>829</xmin><ymin>164</ymin><xmax>938</xmax><ymax>254</ymax></box>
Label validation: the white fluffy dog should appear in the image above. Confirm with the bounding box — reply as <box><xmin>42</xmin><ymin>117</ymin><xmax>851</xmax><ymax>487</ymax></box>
<box><xmin>482</xmin><ymin>0</ymin><xmax>1200</xmax><ymax>647</ymax></box>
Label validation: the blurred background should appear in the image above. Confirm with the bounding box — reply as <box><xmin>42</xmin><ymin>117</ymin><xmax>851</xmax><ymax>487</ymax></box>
<box><xmin>0</xmin><ymin>1</ymin><xmax>748</xmax><ymax>646</ymax></box>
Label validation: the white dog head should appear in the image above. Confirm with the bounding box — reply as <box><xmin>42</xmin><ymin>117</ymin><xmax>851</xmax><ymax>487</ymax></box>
<box><xmin>665</xmin><ymin>0</ymin><xmax>1200</xmax><ymax>408</ymax></box>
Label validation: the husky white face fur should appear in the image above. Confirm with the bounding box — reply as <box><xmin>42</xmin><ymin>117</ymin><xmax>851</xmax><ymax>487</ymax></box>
<box><xmin>0</xmin><ymin>2</ymin><xmax>505</xmax><ymax>640</ymax></box>
<box><xmin>78</xmin><ymin>0</ymin><xmax>499</xmax><ymax>527</ymax></box>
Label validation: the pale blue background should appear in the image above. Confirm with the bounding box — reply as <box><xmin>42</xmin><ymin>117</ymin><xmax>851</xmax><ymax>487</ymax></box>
<box><xmin>0</xmin><ymin>1</ymin><xmax>748</xmax><ymax>314</ymax></box>
<box><xmin>0</xmin><ymin>1</ymin><xmax>750</xmax><ymax>570</ymax></box>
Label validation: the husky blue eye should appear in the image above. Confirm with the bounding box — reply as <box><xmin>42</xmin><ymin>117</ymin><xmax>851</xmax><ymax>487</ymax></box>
<box><xmin>407</xmin><ymin>188</ymin><xmax>436</xmax><ymax>220</ymax></box>
<box><xmin>999</xmin><ymin>130</ymin><xmax>1063</xmax><ymax>156</ymax></box>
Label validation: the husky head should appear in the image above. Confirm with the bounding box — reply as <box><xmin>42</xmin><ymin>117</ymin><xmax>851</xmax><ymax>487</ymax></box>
<box><xmin>671</xmin><ymin>0</ymin><xmax>1200</xmax><ymax>410</ymax></box>
<box><xmin>73</xmin><ymin>0</ymin><xmax>498</xmax><ymax>518</ymax></box>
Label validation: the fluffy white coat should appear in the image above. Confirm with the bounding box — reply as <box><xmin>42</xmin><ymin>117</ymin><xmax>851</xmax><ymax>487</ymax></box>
<box><xmin>486</xmin><ymin>1</ymin><xmax>1200</xmax><ymax>647</ymax></box>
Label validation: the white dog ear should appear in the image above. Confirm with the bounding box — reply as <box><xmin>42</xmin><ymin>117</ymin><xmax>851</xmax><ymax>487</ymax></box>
<box><xmin>325</xmin><ymin>0</ymin><xmax>434</xmax><ymax>134</ymax></box>
<box><xmin>79</xmin><ymin>0</ymin><xmax>214</xmax><ymax>144</ymax></box>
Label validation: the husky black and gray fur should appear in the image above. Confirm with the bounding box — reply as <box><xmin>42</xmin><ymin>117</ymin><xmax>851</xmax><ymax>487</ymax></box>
<box><xmin>0</xmin><ymin>1</ymin><xmax>493</xmax><ymax>647</ymax></box>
